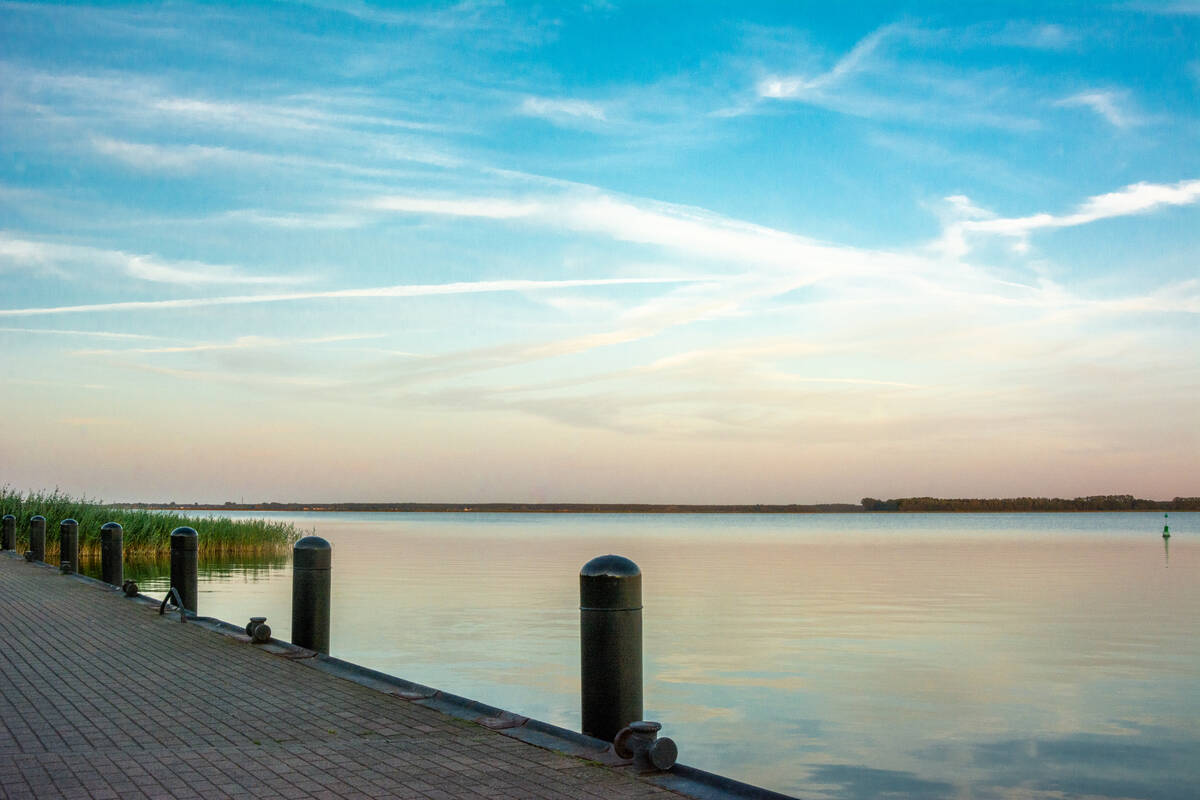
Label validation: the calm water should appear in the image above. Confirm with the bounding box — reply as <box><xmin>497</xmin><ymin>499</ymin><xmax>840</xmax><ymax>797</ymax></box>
<box><xmin>86</xmin><ymin>512</ymin><xmax>1199</xmax><ymax>800</ymax></box>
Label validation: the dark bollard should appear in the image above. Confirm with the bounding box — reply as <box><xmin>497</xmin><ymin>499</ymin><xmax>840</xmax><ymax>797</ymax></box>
<box><xmin>614</xmin><ymin>720</ymin><xmax>678</xmax><ymax>772</ymax></box>
<box><xmin>59</xmin><ymin>519</ymin><xmax>78</xmax><ymax>574</ymax></box>
<box><xmin>580</xmin><ymin>554</ymin><xmax>643</xmax><ymax>742</ymax></box>
<box><xmin>100</xmin><ymin>522</ymin><xmax>123</xmax><ymax>586</ymax></box>
<box><xmin>169</xmin><ymin>527</ymin><xmax>198</xmax><ymax>613</ymax></box>
<box><xmin>1</xmin><ymin>514</ymin><xmax>14</xmax><ymax>550</ymax></box>
<box><xmin>29</xmin><ymin>516</ymin><xmax>46</xmax><ymax>563</ymax></box>
<box><xmin>292</xmin><ymin>536</ymin><xmax>331</xmax><ymax>654</ymax></box>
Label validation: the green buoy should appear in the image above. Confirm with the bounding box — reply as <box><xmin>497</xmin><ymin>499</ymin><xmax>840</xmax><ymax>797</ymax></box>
<box><xmin>1163</xmin><ymin>512</ymin><xmax>1170</xmax><ymax>539</ymax></box>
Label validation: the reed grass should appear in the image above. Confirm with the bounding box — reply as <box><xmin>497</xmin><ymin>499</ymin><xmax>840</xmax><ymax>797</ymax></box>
<box><xmin>1</xmin><ymin>488</ymin><xmax>299</xmax><ymax>556</ymax></box>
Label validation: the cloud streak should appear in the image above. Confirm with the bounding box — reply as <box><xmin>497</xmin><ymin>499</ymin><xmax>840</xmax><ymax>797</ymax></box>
<box><xmin>1055</xmin><ymin>91</ymin><xmax>1142</xmax><ymax>128</ymax></box>
<box><xmin>519</xmin><ymin>96</ymin><xmax>608</xmax><ymax>123</ymax></box>
<box><xmin>750</xmin><ymin>23</ymin><xmax>1042</xmax><ymax>130</ymax></box>
<box><xmin>73</xmin><ymin>333</ymin><xmax>384</xmax><ymax>356</ymax></box>
<box><xmin>0</xmin><ymin>235</ymin><xmax>308</xmax><ymax>286</ymax></box>
<box><xmin>366</xmin><ymin>190</ymin><xmax>894</xmax><ymax>282</ymax></box>
<box><xmin>938</xmin><ymin>178</ymin><xmax>1200</xmax><ymax>256</ymax></box>
<box><xmin>758</xmin><ymin>24</ymin><xmax>897</xmax><ymax>99</ymax></box>
<box><xmin>90</xmin><ymin>136</ymin><xmax>244</xmax><ymax>173</ymax></box>
<box><xmin>0</xmin><ymin>327</ymin><xmax>163</xmax><ymax>340</ymax></box>
<box><xmin>0</xmin><ymin>276</ymin><xmax>701</xmax><ymax>317</ymax></box>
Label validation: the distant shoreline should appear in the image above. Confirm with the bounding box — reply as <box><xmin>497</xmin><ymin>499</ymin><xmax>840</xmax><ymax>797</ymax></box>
<box><xmin>114</xmin><ymin>495</ymin><xmax>1199</xmax><ymax>514</ymax></box>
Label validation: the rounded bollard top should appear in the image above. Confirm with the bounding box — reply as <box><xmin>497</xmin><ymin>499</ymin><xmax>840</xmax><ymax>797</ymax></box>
<box><xmin>293</xmin><ymin>535</ymin><xmax>331</xmax><ymax>570</ymax></box>
<box><xmin>2</xmin><ymin>514</ymin><xmax>14</xmax><ymax>521</ymax></box>
<box><xmin>170</xmin><ymin>526</ymin><xmax>198</xmax><ymax>549</ymax></box>
<box><xmin>581</xmin><ymin>554</ymin><xmax>640</xmax><ymax>578</ymax></box>
<box><xmin>100</xmin><ymin>521</ymin><xmax>123</xmax><ymax>532</ymax></box>
<box><xmin>30</xmin><ymin>515</ymin><xmax>45</xmax><ymax>522</ymax></box>
<box><xmin>580</xmin><ymin>554</ymin><xmax>642</xmax><ymax>610</ymax></box>
<box><xmin>60</xmin><ymin>518</ymin><xmax>78</xmax><ymax>527</ymax></box>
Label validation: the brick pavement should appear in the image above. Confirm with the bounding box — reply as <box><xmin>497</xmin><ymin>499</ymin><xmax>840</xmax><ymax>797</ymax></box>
<box><xmin>0</xmin><ymin>556</ymin><xmax>684</xmax><ymax>800</ymax></box>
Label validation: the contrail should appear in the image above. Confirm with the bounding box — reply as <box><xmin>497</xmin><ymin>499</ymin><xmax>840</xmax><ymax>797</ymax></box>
<box><xmin>0</xmin><ymin>277</ymin><xmax>698</xmax><ymax>317</ymax></box>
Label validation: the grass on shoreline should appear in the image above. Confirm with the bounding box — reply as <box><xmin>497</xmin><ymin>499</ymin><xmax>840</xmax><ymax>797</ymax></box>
<box><xmin>1</xmin><ymin>488</ymin><xmax>300</xmax><ymax>556</ymax></box>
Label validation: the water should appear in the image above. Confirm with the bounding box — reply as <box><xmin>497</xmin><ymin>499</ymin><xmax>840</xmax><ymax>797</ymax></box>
<box><xmin>86</xmin><ymin>512</ymin><xmax>1199</xmax><ymax>799</ymax></box>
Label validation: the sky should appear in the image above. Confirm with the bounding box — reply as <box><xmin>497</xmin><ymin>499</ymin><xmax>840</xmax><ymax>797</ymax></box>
<box><xmin>0</xmin><ymin>1</ymin><xmax>1197</xmax><ymax>504</ymax></box>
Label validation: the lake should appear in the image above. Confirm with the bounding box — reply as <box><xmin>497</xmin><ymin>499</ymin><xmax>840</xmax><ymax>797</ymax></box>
<box><xmin>82</xmin><ymin>512</ymin><xmax>1199</xmax><ymax>800</ymax></box>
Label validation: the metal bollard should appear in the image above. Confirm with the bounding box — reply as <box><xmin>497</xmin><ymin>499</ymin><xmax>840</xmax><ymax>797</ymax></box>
<box><xmin>614</xmin><ymin>720</ymin><xmax>678</xmax><ymax>772</ymax></box>
<box><xmin>100</xmin><ymin>522</ymin><xmax>123</xmax><ymax>587</ymax></box>
<box><xmin>59</xmin><ymin>519</ymin><xmax>78</xmax><ymax>574</ymax></box>
<box><xmin>246</xmin><ymin>617</ymin><xmax>272</xmax><ymax>644</ymax></box>
<box><xmin>291</xmin><ymin>536</ymin><xmax>331</xmax><ymax>654</ymax></box>
<box><xmin>1</xmin><ymin>514</ymin><xmax>14</xmax><ymax>550</ymax></box>
<box><xmin>29</xmin><ymin>515</ymin><xmax>46</xmax><ymax>563</ymax></box>
<box><xmin>169</xmin><ymin>527</ymin><xmax>198</xmax><ymax>613</ymax></box>
<box><xmin>580</xmin><ymin>554</ymin><xmax>643</xmax><ymax>742</ymax></box>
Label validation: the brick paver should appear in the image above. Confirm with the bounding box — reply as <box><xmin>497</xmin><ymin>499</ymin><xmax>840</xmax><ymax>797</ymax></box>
<box><xmin>0</xmin><ymin>557</ymin><xmax>681</xmax><ymax>800</ymax></box>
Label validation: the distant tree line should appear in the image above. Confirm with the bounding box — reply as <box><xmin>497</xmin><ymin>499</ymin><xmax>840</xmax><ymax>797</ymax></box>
<box><xmin>860</xmin><ymin>495</ymin><xmax>1200</xmax><ymax>512</ymax></box>
<box><xmin>116</xmin><ymin>495</ymin><xmax>1200</xmax><ymax>514</ymax></box>
<box><xmin>118</xmin><ymin>501</ymin><xmax>866</xmax><ymax>514</ymax></box>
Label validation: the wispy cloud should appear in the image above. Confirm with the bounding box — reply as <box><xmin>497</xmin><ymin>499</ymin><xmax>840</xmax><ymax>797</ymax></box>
<box><xmin>937</xmin><ymin>178</ymin><xmax>1200</xmax><ymax>256</ymax></box>
<box><xmin>1055</xmin><ymin>90</ymin><xmax>1142</xmax><ymax>128</ymax></box>
<box><xmin>5</xmin><ymin>63</ymin><xmax>461</xmax><ymax>170</ymax></box>
<box><xmin>758</xmin><ymin>24</ymin><xmax>896</xmax><ymax>99</ymax></box>
<box><xmin>91</xmin><ymin>136</ymin><xmax>246</xmax><ymax>173</ymax></box>
<box><xmin>1124</xmin><ymin>1</ymin><xmax>1200</xmax><ymax>16</ymax></box>
<box><xmin>985</xmin><ymin>22</ymin><xmax>1079</xmax><ymax>50</ymax></box>
<box><xmin>367</xmin><ymin>195</ymin><xmax>541</xmax><ymax>218</ymax></box>
<box><xmin>0</xmin><ymin>327</ymin><xmax>163</xmax><ymax>340</ymax></box>
<box><xmin>45</xmin><ymin>171</ymin><xmax>1194</xmax><ymax>457</ymax></box>
<box><xmin>73</xmin><ymin>333</ymin><xmax>383</xmax><ymax>356</ymax></box>
<box><xmin>216</xmin><ymin>209</ymin><xmax>369</xmax><ymax>230</ymax></box>
<box><xmin>86</xmin><ymin>134</ymin><xmax>455</xmax><ymax>183</ymax></box>
<box><xmin>110</xmin><ymin>360</ymin><xmax>344</xmax><ymax>389</ymax></box>
<box><xmin>365</xmin><ymin>182</ymin><xmax>1200</xmax><ymax>325</ymax></box>
<box><xmin>0</xmin><ymin>235</ymin><xmax>309</xmax><ymax>286</ymax></box>
<box><xmin>368</xmin><ymin>189</ymin><xmax>858</xmax><ymax>277</ymax></box>
<box><xmin>283</xmin><ymin>0</ymin><xmax>556</xmax><ymax>47</ymax></box>
<box><xmin>0</xmin><ymin>276</ymin><xmax>700</xmax><ymax>317</ymax></box>
<box><xmin>232</xmin><ymin>177</ymin><xmax>1200</xmax><ymax>430</ymax></box>
<box><xmin>749</xmin><ymin>22</ymin><xmax>1070</xmax><ymax>130</ymax></box>
<box><xmin>519</xmin><ymin>96</ymin><xmax>608</xmax><ymax>123</ymax></box>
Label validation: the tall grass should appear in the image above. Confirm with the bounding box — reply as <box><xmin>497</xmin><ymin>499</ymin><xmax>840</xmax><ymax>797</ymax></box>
<box><xmin>1</xmin><ymin>488</ymin><xmax>299</xmax><ymax>556</ymax></box>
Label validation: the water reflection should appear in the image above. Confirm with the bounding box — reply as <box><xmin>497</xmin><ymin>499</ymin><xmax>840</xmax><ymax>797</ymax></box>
<box><xmin>84</xmin><ymin>512</ymin><xmax>1199</xmax><ymax>799</ymax></box>
<box><xmin>918</xmin><ymin>726</ymin><xmax>1198</xmax><ymax>800</ymax></box>
<box><xmin>78</xmin><ymin>551</ymin><xmax>289</xmax><ymax>589</ymax></box>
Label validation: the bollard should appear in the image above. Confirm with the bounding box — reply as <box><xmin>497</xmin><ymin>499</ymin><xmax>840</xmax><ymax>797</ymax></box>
<box><xmin>29</xmin><ymin>515</ymin><xmax>46</xmax><ymax>563</ymax></box>
<box><xmin>246</xmin><ymin>617</ymin><xmax>272</xmax><ymax>644</ymax></box>
<box><xmin>59</xmin><ymin>519</ymin><xmax>78</xmax><ymax>574</ymax></box>
<box><xmin>1</xmin><ymin>514</ymin><xmax>14</xmax><ymax>550</ymax></box>
<box><xmin>169</xmin><ymin>527</ymin><xmax>198</xmax><ymax>613</ymax></box>
<box><xmin>614</xmin><ymin>720</ymin><xmax>678</xmax><ymax>772</ymax></box>
<box><xmin>100</xmin><ymin>522</ymin><xmax>123</xmax><ymax>586</ymax></box>
<box><xmin>580</xmin><ymin>554</ymin><xmax>643</xmax><ymax>742</ymax></box>
<box><xmin>291</xmin><ymin>536</ymin><xmax>331</xmax><ymax>654</ymax></box>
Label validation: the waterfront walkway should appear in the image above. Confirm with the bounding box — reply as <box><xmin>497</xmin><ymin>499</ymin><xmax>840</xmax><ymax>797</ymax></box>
<box><xmin>0</xmin><ymin>556</ymin><xmax>682</xmax><ymax>800</ymax></box>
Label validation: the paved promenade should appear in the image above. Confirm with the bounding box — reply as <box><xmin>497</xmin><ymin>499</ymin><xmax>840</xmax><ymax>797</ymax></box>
<box><xmin>0</xmin><ymin>556</ymin><xmax>683</xmax><ymax>800</ymax></box>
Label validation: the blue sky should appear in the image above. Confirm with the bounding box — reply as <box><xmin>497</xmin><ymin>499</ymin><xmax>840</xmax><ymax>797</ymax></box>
<box><xmin>1</xmin><ymin>1</ymin><xmax>1197</xmax><ymax>503</ymax></box>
